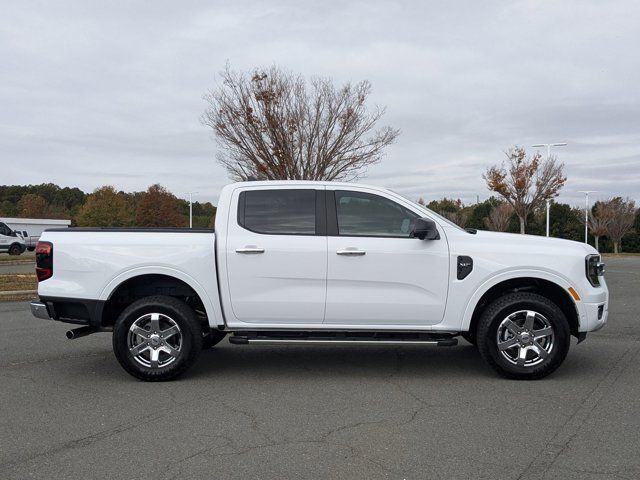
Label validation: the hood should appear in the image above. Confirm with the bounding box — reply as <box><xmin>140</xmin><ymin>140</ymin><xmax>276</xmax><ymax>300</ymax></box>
<box><xmin>449</xmin><ymin>227</ymin><xmax>599</xmax><ymax>257</ymax></box>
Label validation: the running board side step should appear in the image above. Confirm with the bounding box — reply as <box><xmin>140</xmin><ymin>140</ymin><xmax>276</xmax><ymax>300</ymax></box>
<box><xmin>229</xmin><ymin>332</ymin><xmax>458</xmax><ymax>347</ymax></box>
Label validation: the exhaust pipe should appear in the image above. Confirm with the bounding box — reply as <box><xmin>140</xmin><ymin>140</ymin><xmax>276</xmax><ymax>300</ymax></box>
<box><xmin>66</xmin><ymin>326</ymin><xmax>99</xmax><ymax>340</ymax></box>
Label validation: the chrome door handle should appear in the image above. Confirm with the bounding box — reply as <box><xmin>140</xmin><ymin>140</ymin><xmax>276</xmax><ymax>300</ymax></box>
<box><xmin>336</xmin><ymin>249</ymin><xmax>366</xmax><ymax>256</ymax></box>
<box><xmin>235</xmin><ymin>246</ymin><xmax>265</xmax><ymax>254</ymax></box>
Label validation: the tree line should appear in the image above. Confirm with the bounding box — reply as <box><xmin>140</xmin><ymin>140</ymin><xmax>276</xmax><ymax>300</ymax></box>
<box><xmin>0</xmin><ymin>184</ymin><xmax>216</xmax><ymax>229</ymax></box>
<box><xmin>2</xmin><ymin>181</ymin><xmax>637</xmax><ymax>253</ymax></box>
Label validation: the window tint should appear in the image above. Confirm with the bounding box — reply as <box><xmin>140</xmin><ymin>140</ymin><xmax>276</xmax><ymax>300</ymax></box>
<box><xmin>0</xmin><ymin>223</ymin><xmax>11</xmax><ymax>236</ymax></box>
<box><xmin>335</xmin><ymin>191</ymin><xmax>419</xmax><ymax>237</ymax></box>
<box><xmin>240</xmin><ymin>189</ymin><xmax>316</xmax><ymax>235</ymax></box>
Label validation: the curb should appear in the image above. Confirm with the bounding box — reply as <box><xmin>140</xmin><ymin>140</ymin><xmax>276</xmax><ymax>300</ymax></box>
<box><xmin>0</xmin><ymin>290</ymin><xmax>36</xmax><ymax>297</ymax></box>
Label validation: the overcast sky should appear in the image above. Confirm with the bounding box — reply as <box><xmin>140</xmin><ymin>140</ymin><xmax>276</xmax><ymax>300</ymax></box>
<box><xmin>1</xmin><ymin>0</ymin><xmax>639</xmax><ymax>206</ymax></box>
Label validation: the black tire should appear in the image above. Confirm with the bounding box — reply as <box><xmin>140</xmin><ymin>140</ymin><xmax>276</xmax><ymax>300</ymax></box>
<box><xmin>202</xmin><ymin>330</ymin><xmax>226</xmax><ymax>349</ymax></box>
<box><xmin>8</xmin><ymin>244</ymin><xmax>22</xmax><ymax>256</ymax></box>
<box><xmin>461</xmin><ymin>330</ymin><xmax>477</xmax><ymax>346</ymax></box>
<box><xmin>27</xmin><ymin>246</ymin><xmax>35</xmax><ymax>252</ymax></box>
<box><xmin>112</xmin><ymin>296</ymin><xmax>202</xmax><ymax>381</ymax></box>
<box><xmin>477</xmin><ymin>292</ymin><xmax>570</xmax><ymax>380</ymax></box>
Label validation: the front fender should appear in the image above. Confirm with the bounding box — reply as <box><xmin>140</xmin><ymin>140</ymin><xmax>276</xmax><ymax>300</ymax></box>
<box><xmin>460</xmin><ymin>269</ymin><xmax>586</xmax><ymax>332</ymax></box>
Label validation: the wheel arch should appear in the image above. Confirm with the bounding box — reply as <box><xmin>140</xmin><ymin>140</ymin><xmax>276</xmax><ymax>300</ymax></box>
<box><xmin>9</xmin><ymin>242</ymin><xmax>23</xmax><ymax>253</ymax></box>
<box><xmin>463</xmin><ymin>272</ymin><xmax>583</xmax><ymax>339</ymax></box>
<box><xmin>99</xmin><ymin>267</ymin><xmax>223</xmax><ymax>329</ymax></box>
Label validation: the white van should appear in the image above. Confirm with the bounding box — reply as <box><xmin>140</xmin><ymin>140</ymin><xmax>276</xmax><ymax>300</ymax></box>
<box><xmin>0</xmin><ymin>221</ymin><xmax>27</xmax><ymax>255</ymax></box>
<box><xmin>1</xmin><ymin>218</ymin><xmax>71</xmax><ymax>251</ymax></box>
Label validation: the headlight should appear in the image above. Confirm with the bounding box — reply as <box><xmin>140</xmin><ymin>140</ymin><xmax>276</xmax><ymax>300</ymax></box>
<box><xmin>585</xmin><ymin>254</ymin><xmax>605</xmax><ymax>287</ymax></box>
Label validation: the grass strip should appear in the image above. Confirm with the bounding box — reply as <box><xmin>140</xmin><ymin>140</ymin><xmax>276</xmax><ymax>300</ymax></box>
<box><xmin>0</xmin><ymin>274</ymin><xmax>37</xmax><ymax>292</ymax></box>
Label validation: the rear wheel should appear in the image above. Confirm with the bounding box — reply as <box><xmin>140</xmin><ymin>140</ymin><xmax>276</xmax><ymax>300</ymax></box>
<box><xmin>8</xmin><ymin>244</ymin><xmax>22</xmax><ymax>256</ymax></box>
<box><xmin>477</xmin><ymin>292</ymin><xmax>570</xmax><ymax>380</ymax></box>
<box><xmin>112</xmin><ymin>296</ymin><xmax>202</xmax><ymax>381</ymax></box>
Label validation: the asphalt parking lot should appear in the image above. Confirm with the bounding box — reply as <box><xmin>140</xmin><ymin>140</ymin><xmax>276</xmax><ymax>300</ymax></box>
<box><xmin>0</xmin><ymin>257</ymin><xmax>638</xmax><ymax>479</ymax></box>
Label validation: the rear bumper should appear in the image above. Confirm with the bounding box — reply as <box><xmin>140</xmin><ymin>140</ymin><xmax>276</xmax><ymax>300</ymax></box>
<box><xmin>30</xmin><ymin>301</ymin><xmax>52</xmax><ymax>320</ymax></box>
<box><xmin>30</xmin><ymin>296</ymin><xmax>104</xmax><ymax>326</ymax></box>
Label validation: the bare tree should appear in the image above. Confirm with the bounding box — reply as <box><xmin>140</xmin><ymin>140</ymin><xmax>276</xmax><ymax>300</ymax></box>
<box><xmin>578</xmin><ymin>201</ymin><xmax>612</xmax><ymax>252</ymax></box>
<box><xmin>484</xmin><ymin>203</ymin><xmax>513</xmax><ymax>232</ymax></box>
<box><xmin>483</xmin><ymin>146</ymin><xmax>566</xmax><ymax>234</ymax></box>
<box><xmin>203</xmin><ymin>65</ymin><xmax>400</xmax><ymax>181</ymax></box>
<box><xmin>444</xmin><ymin>209</ymin><xmax>471</xmax><ymax>229</ymax></box>
<box><xmin>605</xmin><ymin>197</ymin><xmax>636</xmax><ymax>254</ymax></box>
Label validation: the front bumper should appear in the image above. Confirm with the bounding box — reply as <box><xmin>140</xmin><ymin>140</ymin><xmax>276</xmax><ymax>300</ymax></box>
<box><xmin>30</xmin><ymin>301</ymin><xmax>52</xmax><ymax>320</ymax></box>
<box><xmin>583</xmin><ymin>300</ymin><xmax>608</xmax><ymax>332</ymax></box>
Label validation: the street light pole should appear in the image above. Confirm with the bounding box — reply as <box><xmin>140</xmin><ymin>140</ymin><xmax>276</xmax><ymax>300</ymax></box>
<box><xmin>546</xmin><ymin>199</ymin><xmax>550</xmax><ymax>237</ymax></box>
<box><xmin>578</xmin><ymin>191</ymin><xmax>597</xmax><ymax>244</ymax></box>
<box><xmin>186</xmin><ymin>192</ymin><xmax>199</xmax><ymax>229</ymax></box>
<box><xmin>532</xmin><ymin>142</ymin><xmax>567</xmax><ymax>237</ymax></box>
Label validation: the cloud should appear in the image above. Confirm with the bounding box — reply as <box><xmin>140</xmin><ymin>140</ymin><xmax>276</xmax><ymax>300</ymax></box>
<box><xmin>1</xmin><ymin>0</ymin><xmax>638</xmax><ymax>206</ymax></box>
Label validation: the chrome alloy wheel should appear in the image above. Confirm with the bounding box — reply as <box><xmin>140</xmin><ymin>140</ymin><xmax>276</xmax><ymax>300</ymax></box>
<box><xmin>127</xmin><ymin>313</ymin><xmax>182</xmax><ymax>368</ymax></box>
<box><xmin>496</xmin><ymin>310</ymin><xmax>554</xmax><ymax>367</ymax></box>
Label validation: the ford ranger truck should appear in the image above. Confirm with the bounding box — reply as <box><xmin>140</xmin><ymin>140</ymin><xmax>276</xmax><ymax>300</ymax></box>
<box><xmin>29</xmin><ymin>181</ymin><xmax>608</xmax><ymax>381</ymax></box>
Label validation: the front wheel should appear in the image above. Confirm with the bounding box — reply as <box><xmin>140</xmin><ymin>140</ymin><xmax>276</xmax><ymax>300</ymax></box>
<box><xmin>113</xmin><ymin>296</ymin><xmax>203</xmax><ymax>381</ymax></box>
<box><xmin>461</xmin><ymin>331</ymin><xmax>476</xmax><ymax>346</ymax></box>
<box><xmin>8</xmin><ymin>244</ymin><xmax>22</xmax><ymax>255</ymax></box>
<box><xmin>477</xmin><ymin>292</ymin><xmax>570</xmax><ymax>380</ymax></box>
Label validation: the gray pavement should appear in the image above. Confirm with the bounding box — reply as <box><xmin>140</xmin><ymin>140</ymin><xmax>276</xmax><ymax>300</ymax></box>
<box><xmin>0</xmin><ymin>262</ymin><xmax>34</xmax><ymax>274</ymax></box>
<box><xmin>0</xmin><ymin>257</ymin><xmax>638</xmax><ymax>479</ymax></box>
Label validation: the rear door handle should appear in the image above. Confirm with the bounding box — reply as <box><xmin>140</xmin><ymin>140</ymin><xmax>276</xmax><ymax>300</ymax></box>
<box><xmin>336</xmin><ymin>249</ymin><xmax>366</xmax><ymax>256</ymax></box>
<box><xmin>236</xmin><ymin>246</ymin><xmax>265</xmax><ymax>254</ymax></box>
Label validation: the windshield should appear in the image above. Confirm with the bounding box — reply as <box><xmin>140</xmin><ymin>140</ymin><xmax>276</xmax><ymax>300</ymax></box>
<box><xmin>0</xmin><ymin>222</ymin><xmax>16</xmax><ymax>237</ymax></box>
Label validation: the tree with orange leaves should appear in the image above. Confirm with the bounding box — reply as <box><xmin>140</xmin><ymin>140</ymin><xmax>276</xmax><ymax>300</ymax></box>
<box><xmin>483</xmin><ymin>146</ymin><xmax>566</xmax><ymax>234</ymax></box>
<box><xmin>18</xmin><ymin>194</ymin><xmax>50</xmax><ymax>218</ymax></box>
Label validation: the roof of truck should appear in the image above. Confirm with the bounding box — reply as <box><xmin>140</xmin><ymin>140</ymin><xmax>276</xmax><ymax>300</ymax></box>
<box><xmin>226</xmin><ymin>180</ymin><xmax>392</xmax><ymax>191</ymax></box>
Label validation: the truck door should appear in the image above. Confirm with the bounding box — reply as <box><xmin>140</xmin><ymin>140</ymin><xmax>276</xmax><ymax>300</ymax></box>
<box><xmin>225</xmin><ymin>187</ymin><xmax>327</xmax><ymax>325</ymax></box>
<box><xmin>324</xmin><ymin>188</ymin><xmax>449</xmax><ymax>326</ymax></box>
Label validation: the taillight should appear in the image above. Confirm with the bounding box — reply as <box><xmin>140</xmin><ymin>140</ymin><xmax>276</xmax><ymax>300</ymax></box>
<box><xmin>35</xmin><ymin>241</ymin><xmax>53</xmax><ymax>282</ymax></box>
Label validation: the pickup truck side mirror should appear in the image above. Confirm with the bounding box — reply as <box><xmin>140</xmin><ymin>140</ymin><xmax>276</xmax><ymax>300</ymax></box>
<box><xmin>411</xmin><ymin>217</ymin><xmax>440</xmax><ymax>240</ymax></box>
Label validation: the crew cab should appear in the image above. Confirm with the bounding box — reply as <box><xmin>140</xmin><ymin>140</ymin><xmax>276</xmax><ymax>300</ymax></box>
<box><xmin>30</xmin><ymin>181</ymin><xmax>608</xmax><ymax>381</ymax></box>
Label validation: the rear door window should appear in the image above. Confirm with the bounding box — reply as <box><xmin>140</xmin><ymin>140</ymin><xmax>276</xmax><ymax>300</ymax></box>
<box><xmin>239</xmin><ymin>189</ymin><xmax>317</xmax><ymax>235</ymax></box>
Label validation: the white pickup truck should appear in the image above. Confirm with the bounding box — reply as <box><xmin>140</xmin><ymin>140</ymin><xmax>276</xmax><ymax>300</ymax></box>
<box><xmin>30</xmin><ymin>181</ymin><xmax>608</xmax><ymax>381</ymax></box>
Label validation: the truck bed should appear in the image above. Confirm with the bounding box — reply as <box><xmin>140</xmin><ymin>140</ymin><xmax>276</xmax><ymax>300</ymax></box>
<box><xmin>36</xmin><ymin>228</ymin><xmax>223</xmax><ymax>328</ymax></box>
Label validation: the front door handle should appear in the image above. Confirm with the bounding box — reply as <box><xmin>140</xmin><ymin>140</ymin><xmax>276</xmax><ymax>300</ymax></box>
<box><xmin>336</xmin><ymin>249</ymin><xmax>366</xmax><ymax>256</ymax></box>
<box><xmin>236</xmin><ymin>246</ymin><xmax>265</xmax><ymax>254</ymax></box>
